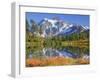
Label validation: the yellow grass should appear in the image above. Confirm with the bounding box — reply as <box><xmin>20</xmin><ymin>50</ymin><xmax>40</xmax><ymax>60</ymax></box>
<box><xmin>26</xmin><ymin>57</ymin><xmax>89</xmax><ymax>67</ymax></box>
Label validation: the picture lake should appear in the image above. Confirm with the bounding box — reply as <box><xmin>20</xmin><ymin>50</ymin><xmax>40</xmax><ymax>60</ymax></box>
<box><xmin>26</xmin><ymin>36</ymin><xmax>89</xmax><ymax>67</ymax></box>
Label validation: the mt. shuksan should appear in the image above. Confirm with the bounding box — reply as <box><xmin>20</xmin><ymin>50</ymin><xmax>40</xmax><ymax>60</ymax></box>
<box><xmin>38</xmin><ymin>17</ymin><xmax>89</xmax><ymax>37</ymax></box>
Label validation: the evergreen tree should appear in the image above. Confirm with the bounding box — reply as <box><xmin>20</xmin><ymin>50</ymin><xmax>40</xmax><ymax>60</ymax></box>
<box><xmin>26</xmin><ymin>19</ymin><xmax>30</xmax><ymax>32</ymax></box>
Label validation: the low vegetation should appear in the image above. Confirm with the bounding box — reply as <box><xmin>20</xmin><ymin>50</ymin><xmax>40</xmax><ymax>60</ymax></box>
<box><xmin>26</xmin><ymin>57</ymin><xmax>89</xmax><ymax>67</ymax></box>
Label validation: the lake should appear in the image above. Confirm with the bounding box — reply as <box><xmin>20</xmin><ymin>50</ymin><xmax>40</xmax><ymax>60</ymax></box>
<box><xmin>26</xmin><ymin>40</ymin><xmax>89</xmax><ymax>67</ymax></box>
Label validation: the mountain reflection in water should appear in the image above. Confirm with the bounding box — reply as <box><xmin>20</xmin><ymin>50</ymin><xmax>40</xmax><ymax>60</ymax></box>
<box><xmin>27</xmin><ymin>46</ymin><xmax>89</xmax><ymax>60</ymax></box>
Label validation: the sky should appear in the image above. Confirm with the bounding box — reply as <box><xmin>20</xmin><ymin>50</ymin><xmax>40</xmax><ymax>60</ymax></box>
<box><xmin>26</xmin><ymin>12</ymin><xmax>90</xmax><ymax>27</ymax></box>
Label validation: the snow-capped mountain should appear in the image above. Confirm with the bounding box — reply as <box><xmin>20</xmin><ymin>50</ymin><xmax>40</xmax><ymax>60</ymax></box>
<box><xmin>38</xmin><ymin>17</ymin><xmax>89</xmax><ymax>37</ymax></box>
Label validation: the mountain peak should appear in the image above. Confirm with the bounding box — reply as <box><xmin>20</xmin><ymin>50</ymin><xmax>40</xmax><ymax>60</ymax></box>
<box><xmin>38</xmin><ymin>18</ymin><xmax>89</xmax><ymax>37</ymax></box>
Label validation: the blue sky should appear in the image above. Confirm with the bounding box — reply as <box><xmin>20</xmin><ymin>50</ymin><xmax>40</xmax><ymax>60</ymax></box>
<box><xmin>26</xmin><ymin>12</ymin><xmax>90</xmax><ymax>27</ymax></box>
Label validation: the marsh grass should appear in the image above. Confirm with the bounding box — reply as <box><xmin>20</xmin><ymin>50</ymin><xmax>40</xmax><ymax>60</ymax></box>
<box><xmin>26</xmin><ymin>57</ymin><xmax>89</xmax><ymax>67</ymax></box>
